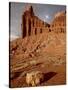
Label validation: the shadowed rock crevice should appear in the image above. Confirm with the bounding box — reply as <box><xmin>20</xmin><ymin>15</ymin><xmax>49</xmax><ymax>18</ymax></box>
<box><xmin>43</xmin><ymin>72</ymin><xmax>57</xmax><ymax>82</ymax></box>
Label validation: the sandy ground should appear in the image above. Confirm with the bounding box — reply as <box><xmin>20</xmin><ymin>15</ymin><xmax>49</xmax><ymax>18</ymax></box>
<box><xmin>9</xmin><ymin>32</ymin><xmax>66</xmax><ymax>87</ymax></box>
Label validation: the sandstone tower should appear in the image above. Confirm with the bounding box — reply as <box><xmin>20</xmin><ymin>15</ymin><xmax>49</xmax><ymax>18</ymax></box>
<box><xmin>21</xmin><ymin>6</ymin><xmax>50</xmax><ymax>38</ymax></box>
<box><xmin>21</xmin><ymin>6</ymin><xmax>66</xmax><ymax>38</ymax></box>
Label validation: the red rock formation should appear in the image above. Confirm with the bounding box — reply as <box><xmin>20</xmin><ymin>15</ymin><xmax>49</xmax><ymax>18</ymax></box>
<box><xmin>21</xmin><ymin>6</ymin><xmax>50</xmax><ymax>38</ymax></box>
<box><xmin>50</xmin><ymin>11</ymin><xmax>66</xmax><ymax>33</ymax></box>
<box><xmin>21</xmin><ymin>6</ymin><xmax>66</xmax><ymax>38</ymax></box>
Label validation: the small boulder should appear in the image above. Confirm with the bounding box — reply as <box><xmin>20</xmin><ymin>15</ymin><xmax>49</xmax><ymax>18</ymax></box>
<box><xmin>26</xmin><ymin>71</ymin><xmax>44</xmax><ymax>86</ymax></box>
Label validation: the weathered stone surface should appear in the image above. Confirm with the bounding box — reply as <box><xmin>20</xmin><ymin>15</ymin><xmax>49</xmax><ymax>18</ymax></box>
<box><xmin>50</xmin><ymin>11</ymin><xmax>66</xmax><ymax>33</ymax></box>
<box><xmin>21</xmin><ymin>6</ymin><xmax>50</xmax><ymax>38</ymax></box>
<box><xmin>26</xmin><ymin>71</ymin><xmax>44</xmax><ymax>86</ymax></box>
<box><xmin>21</xmin><ymin>6</ymin><xmax>66</xmax><ymax>38</ymax></box>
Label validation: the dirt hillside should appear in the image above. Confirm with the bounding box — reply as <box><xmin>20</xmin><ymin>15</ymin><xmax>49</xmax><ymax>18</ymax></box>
<box><xmin>9</xmin><ymin>32</ymin><xmax>66</xmax><ymax>87</ymax></box>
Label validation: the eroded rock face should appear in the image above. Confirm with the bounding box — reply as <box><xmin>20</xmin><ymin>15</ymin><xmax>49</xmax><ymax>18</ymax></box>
<box><xmin>21</xmin><ymin>6</ymin><xmax>66</xmax><ymax>39</ymax></box>
<box><xmin>50</xmin><ymin>11</ymin><xmax>66</xmax><ymax>33</ymax></box>
<box><xmin>21</xmin><ymin>6</ymin><xmax>50</xmax><ymax>38</ymax></box>
<box><xmin>26</xmin><ymin>71</ymin><xmax>44</xmax><ymax>86</ymax></box>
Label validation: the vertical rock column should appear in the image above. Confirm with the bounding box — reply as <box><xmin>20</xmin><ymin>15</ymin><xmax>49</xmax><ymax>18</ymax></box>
<box><xmin>26</xmin><ymin>17</ymin><xmax>29</xmax><ymax>37</ymax></box>
<box><xmin>28</xmin><ymin>19</ymin><xmax>31</xmax><ymax>36</ymax></box>
<box><xmin>31</xmin><ymin>18</ymin><xmax>33</xmax><ymax>35</ymax></box>
<box><xmin>34</xmin><ymin>18</ymin><xmax>37</xmax><ymax>35</ymax></box>
<box><xmin>22</xmin><ymin>15</ymin><xmax>26</xmax><ymax>38</ymax></box>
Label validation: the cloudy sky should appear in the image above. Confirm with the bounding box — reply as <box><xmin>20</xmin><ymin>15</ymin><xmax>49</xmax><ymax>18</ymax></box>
<box><xmin>9</xmin><ymin>2</ymin><xmax>66</xmax><ymax>40</ymax></box>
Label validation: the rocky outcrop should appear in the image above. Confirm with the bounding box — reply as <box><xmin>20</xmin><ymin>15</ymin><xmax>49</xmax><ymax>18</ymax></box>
<box><xmin>21</xmin><ymin>6</ymin><xmax>50</xmax><ymax>38</ymax></box>
<box><xmin>50</xmin><ymin>11</ymin><xmax>66</xmax><ymax>33</ymax></box>
<box><xmin>21</xmin><ymin>6</ymin><xmax>66</xmax><ymax>38</ymax></box>
<box><xmin>26</xmin><ymin>71</ymin><xmax>44</xmax><ymax>86</ymax></box>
